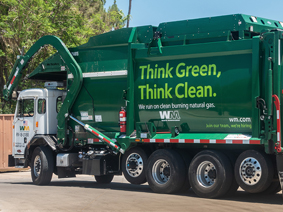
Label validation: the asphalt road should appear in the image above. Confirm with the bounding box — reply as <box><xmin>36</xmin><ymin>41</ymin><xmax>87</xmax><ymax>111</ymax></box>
<box><xmin>0</xmin><ymin>171</ymin><xmax>282</xmax><ymax>212</ymax></box>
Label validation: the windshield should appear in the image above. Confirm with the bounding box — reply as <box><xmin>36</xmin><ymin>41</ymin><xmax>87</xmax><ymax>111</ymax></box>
<box><xmin>17</xmin><ymin>99</ymin><xmax>34</xmax><ymax>117</ymax></box>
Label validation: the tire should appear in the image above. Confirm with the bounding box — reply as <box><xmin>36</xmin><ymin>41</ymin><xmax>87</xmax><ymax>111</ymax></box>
<box><xmin>95</xmin><ymin>175</ymin><xmax>114</xmax><ymax>184</ymax></box>
<box><xmin>122</xmin><ymin>147</ymin><xmax>149</xmax><ymax>184</ymax></box>
<box><xmin>226</xmin><ymin>175</ymin><xmax>239</xmax><ymax>197</ymax></box>
<box><xmin>31</xmin><ymin>146</ymin><xmax>54</xmax><ymax>185</ymax></box>
<box><xmin>224</xmin><ymin>152</ymin><xmax>239</xmax><ymax>197</ymax></box>
<box><xmin>146</xmin><ymin>149</ymin><xmax>186</xmax><ymax>194</ymax></box>
<box><xmin>177</xmin><ymin>149</ymin><xmax>192</xmax><ymax>192</ymax></box>
<box><xmin>189</xmin><ymin>150</ymin><xmax>233</xmax><ymax>198</ymax></box>
<box><xmin>234</xmin><ymin>150</ymin><xmax>273</xmax><ymax>193</ymax></box>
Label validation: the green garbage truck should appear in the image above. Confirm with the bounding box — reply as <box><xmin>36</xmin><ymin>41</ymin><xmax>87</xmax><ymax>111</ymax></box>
<box><xmin>3</xmin><ymin>14</ymin><xmax>283</xmax><ymax>198</ymax></box>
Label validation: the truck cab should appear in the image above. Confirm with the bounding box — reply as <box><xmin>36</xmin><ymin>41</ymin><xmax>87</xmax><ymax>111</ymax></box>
<box><xmin>12</xmin><ymin>82</ymin><xmax>63</xmax><ymax>166</ymax></box>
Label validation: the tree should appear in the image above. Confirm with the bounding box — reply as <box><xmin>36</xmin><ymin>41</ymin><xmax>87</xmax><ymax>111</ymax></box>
<box><xmin>0</xmin><ymin>0</ymin><xmax>126</xmax><ymax>114</ymax></box>
<box><xmin>126</xmin><ymin>0</ymin><xmax>132</xmax><ymax>28</ymax></box>
<box><xmin>107</xmin><ymin>0</ymin><xmax>127</xmax><ymax>30</ymax></box>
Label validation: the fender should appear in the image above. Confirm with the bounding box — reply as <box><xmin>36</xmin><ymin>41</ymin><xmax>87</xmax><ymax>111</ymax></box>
<box><xmin>24</xmin><ymin>134</ymin><xmax>57</xmax><ymax>167</ymax></box>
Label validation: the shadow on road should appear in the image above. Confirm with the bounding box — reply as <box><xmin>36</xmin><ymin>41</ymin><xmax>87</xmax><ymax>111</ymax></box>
<box><xmin>218</xmin><ymin>190</ymin><xmax>283</xmax><ymax>205</ymax></box>
<box><xmin>10</xmin><ymin>180</ymin><xmax>283</xmax><ymax>205</ymax></box>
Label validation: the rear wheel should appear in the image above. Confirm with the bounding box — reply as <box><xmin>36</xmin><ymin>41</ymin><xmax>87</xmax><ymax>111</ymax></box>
<box><xmin>95</xmin><ymin>175</ymin><xmax>114</xmax><ymax>184</ymax></box>
<box><xmin>146</xmin><ymin>149</ymin><xmax>186</xmax><ymax>194</ymax></box>
<box><xmin>189</xmin><ymin>150</ymin><xmax>233</xmax><ymax>198</ymax></box>
<box><xmin>234</xmin><ymin>150</ymin><xmax>273</xmax><ymax>193</ymax></box>
<box><xmin>225</xmin><ymin>152</ymin><xmax>239</xmax><ymax>196</ymax></box>
<box><xmin>177</xmin><ymin>149</ymin><xmax>192</xmax><ymax>192</ymax></box>
<box><xmin>122</xmin><ymin>147</ymin><xmax>148</xmax><ymax>184</ymax></box>
<box><xmin>31</xmin><ymin>146</ymin><xmax>54</xmax><ymax>185</ymax></box>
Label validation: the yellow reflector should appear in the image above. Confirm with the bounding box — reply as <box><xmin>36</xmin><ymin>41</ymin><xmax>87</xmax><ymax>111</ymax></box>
<box><xmin>36</xmin><ymin>122</ymin><xmax>38</xmax><ymax>127</ymax></box>
<box><xmin>12</xmin><ymin>125</ymin><xmax>14</xmax><ymax>129</ymax></box>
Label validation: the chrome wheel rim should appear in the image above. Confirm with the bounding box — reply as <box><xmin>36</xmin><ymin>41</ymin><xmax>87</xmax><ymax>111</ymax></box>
<box><xmin>33</xmin><ymin>155</ymin><xmax>41</xmax><ymax>178</ymax></box>
<box><xmin>239</xmin><ymin>157</ymin><xmax>262</xmax><ymax>185</ymax></box>
<box><xmin>196</xmin><ymin>161</ymin><xmax>217</xmax><ymax>188</ymax></box>
<box><xmin>152</xmin><ymin>159</ymin><xmax>170</xmax><ymax>184</ymax></box>
<box><xmin>126</xmin><ymin>153</ymin><xmax>143</xmax><ymax>178</ymax></box>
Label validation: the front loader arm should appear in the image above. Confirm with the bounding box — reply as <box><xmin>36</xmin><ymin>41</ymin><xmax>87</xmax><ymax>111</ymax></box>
<box><xmin>2</xmin><ymin>35</ymin><xmax>83</xmax><ymax>140</ymax></box>
<box><xmin>3</xmin><ymin>54</ymin><xmax>29</xmax><ymax>101</ymax></box>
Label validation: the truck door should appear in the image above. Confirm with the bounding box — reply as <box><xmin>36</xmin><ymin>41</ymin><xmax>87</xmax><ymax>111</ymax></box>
<box><xmin>13</xmin><ymin>98</ymin><xmax>36</xmax><ymax>158</ymax></box>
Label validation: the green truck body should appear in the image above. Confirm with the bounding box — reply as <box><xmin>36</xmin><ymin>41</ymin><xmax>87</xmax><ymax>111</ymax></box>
<box><xmin>3</xmin><ymin>14</ymin><xmax>283</xmax><ymax>198</ymax></box>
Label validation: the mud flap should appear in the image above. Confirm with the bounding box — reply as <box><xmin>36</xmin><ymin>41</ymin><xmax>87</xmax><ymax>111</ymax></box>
<box><xmin>276</xmin><ymin>153</ymin><xmax>283</xmax><ymax>197</ymax></box>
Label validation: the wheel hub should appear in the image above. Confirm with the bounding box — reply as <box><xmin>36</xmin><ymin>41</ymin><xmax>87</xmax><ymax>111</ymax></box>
<box><xmin>208</xmin><ymin>169</ymin><xmax>216</xmax><ymax>179</ymax></box>
<box><xmin>33</xmin><ymin>155</ymin><xmax>41</xmax><ymax>178</ymax></box>
<box><xmin>152</xmin><ymin>159</ymin><xmax>171</xmax><ymax>185</ymax></box>
<box><xmin>239</xmin><ymin>157</ymin><xmax>262</xmax><ymax>185</ymax></box>
<box><xmin>245</xmin><ymin>166</ymin><xmax>254</xmax><ymax>176</ymax></box>
<box><xmin>196</xmin><ymin>161</ymin><xmax>217</xmax><ymax>188</ymax></box>
<box><xmin>128</xmin><ymin>161</ymin><xmax>138</xmax><ymax>169</ymax></box>
<box><xmin>126</xmin><ymin>153</ymin><xmax>143</xmax><ymax>178</ymax></box>
<box><xmin>163</xmin><ymin>166</ymin><xmax>170</xmax><ymax>177</ymax></box>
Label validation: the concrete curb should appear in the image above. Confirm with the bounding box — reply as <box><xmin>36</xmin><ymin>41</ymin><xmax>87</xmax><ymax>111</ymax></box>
<box><xmin>0</xmin><ymin>168</ymin><xmax>29</xmax><ymax>173</ymax></box>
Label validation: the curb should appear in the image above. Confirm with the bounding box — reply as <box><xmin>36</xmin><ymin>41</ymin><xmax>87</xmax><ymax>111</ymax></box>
<box><xmin>0</xmin><ymin>168</ymin><xmax>29</xmax><ymax>173</ymax></box>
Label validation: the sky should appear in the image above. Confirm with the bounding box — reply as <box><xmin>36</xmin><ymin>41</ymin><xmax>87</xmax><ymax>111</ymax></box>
<box><xmin>105</xmin><ymin>0</ymin><xmax>283</xmax><ymax>28</ymax></box>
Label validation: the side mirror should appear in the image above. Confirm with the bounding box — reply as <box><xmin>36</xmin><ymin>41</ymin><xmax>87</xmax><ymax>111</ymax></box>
<box><xmin>12</xmin><ymin>91</ymin><xmax>18</xmax><ymax>99</ymax></box>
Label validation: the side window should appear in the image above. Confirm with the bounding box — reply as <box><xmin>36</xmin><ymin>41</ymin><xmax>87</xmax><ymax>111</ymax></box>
<box><xmin>38</xmin><ymin>99</ymin><xmax>46</xmax><ymax>114</ymax></box>
<box><xmin>56</xmin><ymin>96</ymin><xmax>62</xmax><ymax>113</ymax></box>
<box><xmin>17</xmin><ymin>99</ymin><xmax>34</xmax><ymax>117</ymax></box>
<box><xmin>16</xmin><ymin>100</ymin><xmax>23</xmax><ymax>117</ymax></box>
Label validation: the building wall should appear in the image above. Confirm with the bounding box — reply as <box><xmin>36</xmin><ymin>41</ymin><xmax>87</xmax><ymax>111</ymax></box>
<box><xmin>0</xmin><ymin>114</ymin><xmax>14</xmax><ymax>168</ymax></box>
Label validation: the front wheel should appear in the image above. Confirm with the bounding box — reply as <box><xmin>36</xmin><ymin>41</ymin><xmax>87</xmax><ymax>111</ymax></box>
<box><xmin>31</xmin><ymin>146</ymin><xmax>54</xmax><ymax>185</ymax></box>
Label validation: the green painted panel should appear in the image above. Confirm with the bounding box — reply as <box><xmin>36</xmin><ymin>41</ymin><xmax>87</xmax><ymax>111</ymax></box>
<box><xmin>157</xmin><ymin>14</ymin><xmax>283</xmax><ymax>41</ymax></box>
<box><xmin>134</xmin><ymin>52</ymin><xmax>253</xmax><ymax>133</ymax></box>
<box><xmin>71</xmin><ymin>76</ymin><xmax>127</xmax><ymax>132</ymax></box>
<box><xmin>70</xmin><ymin>46</ymin><xmax>129</xmax><ymax>64</ymax></box>
<box><xmin>153</xmin><ymin>133</ymin><xmax>235</xmax><ymax>140</ymax></box>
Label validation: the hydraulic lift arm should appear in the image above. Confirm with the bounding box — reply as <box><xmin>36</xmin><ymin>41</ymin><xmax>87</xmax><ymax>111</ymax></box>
<box><xmin>3</xmin><ymin>54</ymin><xmax>28</xmax><ymax>101</ymax></box>
<box><xmin>2</xmin><ymin>35</ymin><xmax>124</xmax><ymax>153</ymax></box>
<box><xmin>2</xmin><ymin>35</ymin><xmax>83</xmax><ymax>140</ymax></box>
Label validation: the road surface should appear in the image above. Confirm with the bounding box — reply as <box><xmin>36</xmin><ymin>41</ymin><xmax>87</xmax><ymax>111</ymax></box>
<box><xmin>0</xmin><ymin>170</ymin><xmax>282</xmax><ymax>211</ymax></box>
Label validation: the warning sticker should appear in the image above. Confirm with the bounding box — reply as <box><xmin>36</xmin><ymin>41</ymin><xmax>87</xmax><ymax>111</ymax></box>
<box><xmin>80</xmin><ymin>111</ymin><xmax>93</xmax><ymax>120</ymax></box>
<box><xmin>95</xmin><ymin>115</ymin><xmax>102</xmax><ymax>122</ymax></box>
<box><xmin>81</xmin><ymin>115</ymin><xmax>93</xmax><ymax>121</ymax></box>
<box><xmin>88</xmin><ymin>138</ymin><xmax>94</xmax><ymax>144</ymax></box>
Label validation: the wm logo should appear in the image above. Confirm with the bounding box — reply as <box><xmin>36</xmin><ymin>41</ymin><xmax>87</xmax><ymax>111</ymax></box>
<box><xmin>19</xmin><ymin>126</ymin><xmax>30</xmax><ymax>131</ymax></box>
<box><xmin>159</xmin><ymin>111</ymin><xmax>181</xmax><ymax>121</ymax></box>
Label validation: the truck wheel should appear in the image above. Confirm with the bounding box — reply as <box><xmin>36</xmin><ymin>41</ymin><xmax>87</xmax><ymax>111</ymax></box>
<box><xmin>224</xmin><ymin>152</ymin><xmax>239</xmax><ymax>196</ymax></box>
<box><xmin>226</xmin><ymin>174</ymin><xmax>239</xmax><ymax>197</ymax></box>
<box><xmin>31</xmin><ymin>146</ymin><xmax>54</xmax><ymax>185</ymax></box>
<box><xmin>146</xmin><ymin>149</ymin><xmax>186</xmax><ymax>194</ymax></box>
<box><xmin>122</xmin><ymin>147</ymin><xmax>148</xmax><ymax>184</ymax></box>
<box><xmin>177</xmin><ymin>149</ymin><xmax>192</xmax><ymax>192</ymax></box>
<box><xmin>95</xmin><ymin>175</ymin><xmax>114</xmax><ymax>184</ymax></box>
<box><xmin>234</xmin><ymin>150</ymin><xmax>273</xmax><ymax>193</ymax></box>
<box><xmin>189</xmin><ymin>150</ymin><xmax>233</xmax><ymax>198</ymax></box>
